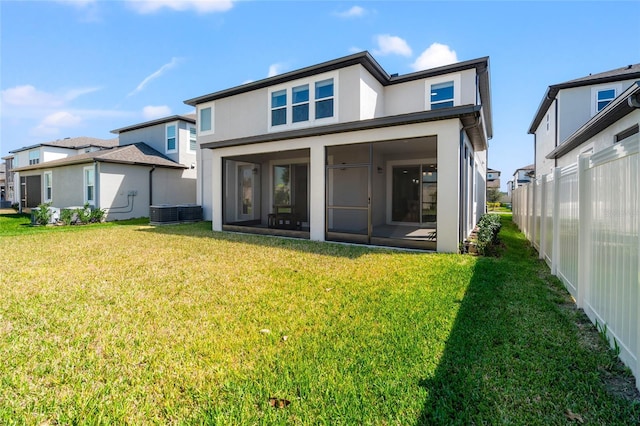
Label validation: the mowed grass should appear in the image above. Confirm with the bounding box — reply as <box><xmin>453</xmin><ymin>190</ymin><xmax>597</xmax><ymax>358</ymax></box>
<box><xmin>0</xmin><ymin>214</ymin><xmax>638</xmax><ymax>424</ymax></box>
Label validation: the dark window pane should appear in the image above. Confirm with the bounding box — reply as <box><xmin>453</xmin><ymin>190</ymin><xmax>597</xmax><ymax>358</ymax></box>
<box><xmin>431</xmin><ymin>101</ymin><xmax>454</xmax><ymax>110</ymax></box>
<box><xmin>315</xmin><ymin>99</ymin><xmax>333</xmax><ymax>119</ymax></box>
<box><xmin>167</xmin><ymin>137</ymin><xmax>176</xmax><ymax>150</ymax></box>
<box><xmin>272</xmin><ymin>90</ymin><xmax>287</xmax><ymax>108</ymax></box>
<box><xmin>272</xmin><ymin>108</ymin><xmax>286</xmax><ymax>126</ymax></box>
<box><xmin>293</xmin><ymin>104</ymin><xmax>309</xmax><ymax>122</ymax></box>
<box><xmin>315</xmin><ymin>79</ymin><xmax>333</xmax><ymax>99</ymax></box>
<box><xmin>597</xmin><ymin>89</ymin><xmax>615</xmax><ymax>101</ymax></box>
<box><xmin>293</xmin><ymin>85</ymin><xmax>309</xmax><ymax>103</ymax></box>
<box><xmin>597</xmin><ymin>100</ymin><xmax>611</xmax><ymax>111</ymax></box>
<box><xmin>431</xmin><ymin>81</ymin><xmax>454</xmax><ymax>103</ymax></box>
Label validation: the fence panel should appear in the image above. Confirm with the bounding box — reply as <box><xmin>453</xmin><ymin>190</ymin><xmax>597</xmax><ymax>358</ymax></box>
<box><xmin>556</xmin><ymin>165</ymin><xmax>579</xmax><ymax>298</ymax></box>
<box><xmin>583</xmin><ymin>145</ymin><xmax>639</xmax><ymax>377</ymax></box>
<box><xmin>511</xmin><ymin>136</ymin><xmax>639</xmax><ymax>391</ymax></box>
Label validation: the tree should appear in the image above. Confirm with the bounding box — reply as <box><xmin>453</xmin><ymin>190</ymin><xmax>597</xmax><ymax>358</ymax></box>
<box><xmin>487</xmin><ymin>187</ymin><xmax>503</xmax><ymax>204</ymax></box>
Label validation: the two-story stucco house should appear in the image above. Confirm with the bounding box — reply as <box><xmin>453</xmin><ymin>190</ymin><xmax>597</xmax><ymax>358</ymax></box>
<box><xmin>185</xmin><ymin>51</ymin><xmax>492</xmax><ymax>252</ymax></box>
<box><xmin>529</xmin><ymin>63</ymin><xmax>640</xmax><ymax>178</ymax></box>
<box><xmin>10</xmin><ymin>114</ymin><xmax>197</xmax><ymax>221</ymax></box>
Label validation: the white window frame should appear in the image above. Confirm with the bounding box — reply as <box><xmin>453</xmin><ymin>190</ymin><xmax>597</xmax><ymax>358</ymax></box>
<box><xmin>43</xmin><ymin>171</ymin><xmax>52</xmax><ymax>203</ymax></box>
<box><xmin>267</xmin><ymin>71</ymin><xmax>339</xmax><ymax>132</ymax></box>
<box><xmin>188</xmin><ymin>124</ymin><xmax>197</xmax><ymax>153</ymax></box>
<box><xmin>83</xmin><ymin>166</ymin><xmax>95</xmax><ymax>206</ymax></box>
<box><xmin>198</xmin><ymin>102</ymin><xmax>214</xmax><ymax>136</ymax></box>
<box><xmin>591</xmin><ymin>84</ymin><xmax>622</xmax><ymax>116</ymax></box>
<box><xmin>29</xmin><ymin>150</ymin><xmax>40</xmax><ymax>165</ymax></box>
<box><xmin>424</xmin><ymin>74</ymin><xmax>461</xmax><ymax>111</ymax></box>
<box><xmin>165</xmin><ymin>122</ymin><xmax>178</xmax><ymax>154</ymax></box>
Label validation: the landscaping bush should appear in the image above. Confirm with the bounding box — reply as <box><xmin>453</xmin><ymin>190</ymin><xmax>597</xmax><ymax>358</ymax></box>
<box><xmin>474</xmin><ymin>213</ymin><xmax>502</xmax><ymax>255</ymax></box>
<box><xmin>33</xmin><ymin>202</ymin><xmax>53</xmax><ymax>226</ymax></box>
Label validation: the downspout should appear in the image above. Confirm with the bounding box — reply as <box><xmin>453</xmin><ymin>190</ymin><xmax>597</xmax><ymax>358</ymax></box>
<box><xmin>149</xmin><ymin>165</ymin><xmax>156</xmax><ymax>206</ymax></box>
<box><xmin>554</xmin><ymin>98</ymin><xmax>559</xmax><ymax>168</ymax></box>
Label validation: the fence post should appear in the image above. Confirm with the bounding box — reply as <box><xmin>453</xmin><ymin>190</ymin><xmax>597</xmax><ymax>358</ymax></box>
<box><xmin>551</xmin><ymin>167</ymin><xmax>561</xmax><ymax>275</ymax></box>
<box><xmin>539</xmin><ymin>177</ymin><xmax>547</xmax><ymax>259</ymax></box>
<box><xmin>576</xmin><ymin>154</ymin><xmax>591</xmax><ymax>309</ymax></box>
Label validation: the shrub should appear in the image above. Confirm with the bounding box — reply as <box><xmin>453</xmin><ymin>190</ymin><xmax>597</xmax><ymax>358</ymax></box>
<box><xmin>474</xmin><ymin>213</ymin><xmax>502</xmax><ymax>255</ymax></box>
<box><xmin>89</xmin><ymin>207</ymin><xmax>105</xmax><ymax>223</ymax></box>
<box><xmin>76</xmin><ymin>203</ymin><xmax>92</xmax><ymax>224</ymax></box>
<box><xmin>33</xmin><ymin>203</ymin><xmax>53</xmax><ymax>226</ymax></box>
<box><xmin>60</xmin><ymin>208</ymin><xmax>75</xmax><ymax>225</ymax></box>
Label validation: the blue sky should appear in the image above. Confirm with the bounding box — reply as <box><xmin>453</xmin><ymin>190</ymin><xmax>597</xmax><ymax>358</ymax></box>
<box><xmin>1</xmin><ymin>1</ymin><xmax>639</xmax><ymax>190</ymax></box>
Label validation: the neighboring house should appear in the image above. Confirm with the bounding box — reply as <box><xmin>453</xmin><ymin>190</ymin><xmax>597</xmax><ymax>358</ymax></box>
<box><xmin>486</xmin><ymin>168</ymin><xmax>501</xmax><ymax>188</ymax></box>
<box><xmin>529</xmin><ymin>63</ymin><xmax>640</xmax><ymax>177</ymax></box>
<box><xmin>10</xmin><ymin>115</ymin><xmax>197</xmax><ymax>220</ymax></box>
<box><xmin>511</xmin><ymin>164</ymin><xmax>534</xmax><ymax>190</ymax></box>
<box><xmin>9</xmin><ymin>136</ymin><xmax>119</xmax><ymax>211</ymax></box>
<box><xmin>0</xmin><ymin>162</ymin><xmax>5</xmax><ymax>202</ymax></box>
<box><xmin>184</xmin><ymin>51</ymin><xmax>492</xmax><ymax>252</ymax></box>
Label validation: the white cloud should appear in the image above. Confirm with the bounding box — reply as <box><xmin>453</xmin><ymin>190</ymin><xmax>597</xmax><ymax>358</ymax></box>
<box><xmin>142</xmin><ymin>105</ymin><xmax>172</xmax><ymax>120</ymax></box>
<box><xmin>32</xmin><ymin>111</ymin><xmax>83</xmax><ymax>136</ymax></box>
<box><xmin>127</xmin><ymin>57</ymin><xmax>181</xmax><ymax>97</ymax></box>
<box><xmin>1</xmin><ymin>85</ymin><xmax>100</xmax><ymax>107</ymax></box>
<box><xmin>373</xmin><ymin>34</ymin><xmax>412</xmax><ymax>57</ymax></box>
<box><xmin>411</xmin><ymin>43</ymin><xmax>458</xmax><ymax>71</ymax></box>
<box><xmin>126</xmin><ymin>0</ymin><xmax>234</xmax><ymax>14</ymax></box>
<box><xmin>2</xmin><ymin>85</ymin><xmax>61</xmax><ymax>107</ymax></box>
<box><xmin>268</xmin><ymin>63</ymin><xmax>285</xmax><ymax>77</ymax></box>
<box><xmin>336</xmin><ymin>6</ymin><xmax>365</xmax><ymax>18</ymax></box>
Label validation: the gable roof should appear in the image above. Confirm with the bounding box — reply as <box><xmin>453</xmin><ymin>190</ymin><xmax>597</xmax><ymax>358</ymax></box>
<box><xmin>110</xmin><ymin>114</ymin><xmax>196</xmax><ymax>134</ymax></box>
<box><xmin>529</xmin><ymin>63</ymin><xmax>640</xmax><ymax>134</ymax></box>
<box><xmin>12</xmin><ymin>142</ymin><xmax>186</xmax><ymax>172</ymax></box>
<box><xmin>9</xmin><ymin>136</ymin><xmax>119</xmax><ymax>154</ymax></box>
<box><xmin>546</xmin><ymin>80</ymin><xmax>640</xmax><ymax>160</ymax></box>
<box><xmin>183</xmin><ymin>51</ymin><xmax>492</xmax><ymax>138</ymax></box>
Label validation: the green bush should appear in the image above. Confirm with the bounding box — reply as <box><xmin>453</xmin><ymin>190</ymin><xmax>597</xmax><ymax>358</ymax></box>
<box><xmin>60</xmin><ymin>208</ymin><xmax>75</xmax><ymax>225</ymax></box>
<box><xmin>33</xmin><ymin>203</ymin><xmax>53</xmax><ymax>226</ymax></box>
<box><xmin>89</xmin><ymin>207</ymin><xmax>105</xmax><ymax>223</ymax></box>
<box><xmin>474</xmin><ymin>213</ymin><xmax>502</xmax><ymax>255</ymax></box>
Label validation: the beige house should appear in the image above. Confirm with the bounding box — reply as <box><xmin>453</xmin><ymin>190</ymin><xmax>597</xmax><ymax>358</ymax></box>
<box><xmin>185</xmin><ymin>52</ymin><xmax>492</xmax><ymax>252</ymax></box>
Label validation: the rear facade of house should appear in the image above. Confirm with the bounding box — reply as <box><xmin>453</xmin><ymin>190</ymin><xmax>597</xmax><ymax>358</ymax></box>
<box><xmin>186</xmin><ymin>52</ymin><xmax>492</xmax><ymax>252</ymax></box>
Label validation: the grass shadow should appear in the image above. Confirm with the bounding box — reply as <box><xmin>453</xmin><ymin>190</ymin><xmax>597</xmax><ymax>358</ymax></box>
<box><xmin>416</xmin><ymin>216</ymin><xmax>640</xmax><ymax>424</ymax></box>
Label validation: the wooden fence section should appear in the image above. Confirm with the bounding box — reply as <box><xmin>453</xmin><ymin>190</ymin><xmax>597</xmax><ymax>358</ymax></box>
<box><xmin>512</xmin><ymin>136</ymin><xmax>639</xmax><ymax>391</ymax></box>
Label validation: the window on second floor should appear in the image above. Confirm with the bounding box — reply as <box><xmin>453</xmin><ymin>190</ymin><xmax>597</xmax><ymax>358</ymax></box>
<box><xmin>29</xmin><ymin>150</ymin><xmax>40</xmax><ymax>165</ymax></box>
<box><xmin>189</xmin><ymin>125</ymin><xmax>197</xmax><ymax>152</ymax></box>
<box><xmin>430</xmin><ymin>81</ymin><xmax>454</xmax><ymax>110</ymax></box>
<box><xmin>268</xmin><ymin>75</ymin><xmax>336</xmax><ymax>130</ymax></box>
<box><xmin>597</xmin><ymin>88</ymin><xmax>616</xmax><ymax>112</ymax></box>
<box><xmin>166</xmin><ymin>124</ymin><xmax>177</xmax><ymax>153</ymax></box>
<box><xmin>200</xmin><ymin>106</ymin><xmax>212</xmax><ymax>133</ymax></box>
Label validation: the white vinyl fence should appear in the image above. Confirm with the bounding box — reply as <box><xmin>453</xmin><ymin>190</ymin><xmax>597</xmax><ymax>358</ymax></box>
<box><xmin>513</xmin><ymin>135</ymin><xmax>640</xmax><ymax>392</ymax></box>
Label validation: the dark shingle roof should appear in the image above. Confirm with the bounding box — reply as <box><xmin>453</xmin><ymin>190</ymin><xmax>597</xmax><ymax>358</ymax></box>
<box><xmin>529</xmin><ymin>63</ymin><xmax>640</xmax><ymax>134</ymax></box>
<box><xmin>9</xmin><ymin>136</ymin><xmax>119</xmax><ymax>153</ymax></box>
<box><xmin>110</xmin><ymin>114</ymin><xmax>196</xmax><ymax>134</ymax></box>
<box><xmin>12</xmin><ymin>142</ymin><xmax>185</xmax><ymax>172</ymax></box>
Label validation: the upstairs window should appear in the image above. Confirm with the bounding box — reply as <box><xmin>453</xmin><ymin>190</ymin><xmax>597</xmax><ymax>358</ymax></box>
<box><xmin>166</xmin><ymin>124</ymin><xmax>177</xmax><ymax>152</ymax></box>
<box><xmin>29</xmin><ymin>150</ymin><xmax>40</xmax><ymax>165</ymax></box>
<box><xmin>271</xmin><ymin>90</ymin><xmax>287</xmax><ymax>126</ymax></box>
<box><xmin>315</xmin><ymin>79</ymin><xmax>334</xmax><ymax>119</ymax></box>
<box><xmin>596</xmin><ymin>88</ymin><xmax>616</xmax><ymax>112</ymax></box>
<box><xmin>200</xmin><ymin>106</ymin><xmax>212</xmax><ymax>133</ymax></box>
<box><xmin>189</xmin><ymin>125</ymin><xmax>197</xmax><ymax>151</ymax></box>
<box><xmin>430</xmin><ymin>81</ymin><xmax>454</xmax><ymax>109</ymax></box>
<box><xmin>269</xmin><ymin>74</ymin><xmax>337</xmax><ymax>130</ymax></box>
<box><xmin>292</xmin><ymin>85</ymin><xmax>309</xmax><ymax>123</ymax></box>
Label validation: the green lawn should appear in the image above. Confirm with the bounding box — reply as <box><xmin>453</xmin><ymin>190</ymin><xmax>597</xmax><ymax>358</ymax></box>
<box><xmin>0</xmin><ymin>214</ymin><xmax>638</xmax><ymax>424</ymax></box>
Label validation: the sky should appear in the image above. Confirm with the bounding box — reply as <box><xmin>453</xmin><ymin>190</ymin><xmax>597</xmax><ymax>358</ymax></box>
<box><xmin>1</xmin><ymin>0</ymin><xmax>639</xmax><ymax>191</ymax></box>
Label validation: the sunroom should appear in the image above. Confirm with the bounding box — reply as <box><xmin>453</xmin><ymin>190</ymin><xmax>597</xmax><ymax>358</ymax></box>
<box><xmin>220</xmin><ymin>136</ymin><xmax>438</xmax><ymax>250</ymax></box>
